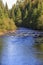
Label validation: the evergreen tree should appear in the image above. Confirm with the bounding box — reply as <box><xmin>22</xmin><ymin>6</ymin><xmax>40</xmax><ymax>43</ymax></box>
<box><xmin>4</xmin><ymin>3</ymin><xmax>9</xmax><ymax>17</ymax></box>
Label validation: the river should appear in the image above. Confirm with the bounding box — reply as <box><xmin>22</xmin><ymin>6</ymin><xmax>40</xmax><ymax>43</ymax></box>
<box><xmin>0</xmin><ymin>28</ymin><xmax>43</xmax><ymax>65</ymax></box>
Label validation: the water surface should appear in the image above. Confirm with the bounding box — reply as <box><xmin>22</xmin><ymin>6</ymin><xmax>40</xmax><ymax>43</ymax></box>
<box><xmin>0</xmin><ymin>28</ymin><xmax>43</xmax><ymax>65</ymax></box>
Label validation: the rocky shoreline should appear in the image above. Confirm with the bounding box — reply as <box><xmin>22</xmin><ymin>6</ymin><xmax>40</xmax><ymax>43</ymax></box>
<box><xmin>0</xmin><ymin>30</ymin><xmax>16</xmax><ymax>36</ymax></box>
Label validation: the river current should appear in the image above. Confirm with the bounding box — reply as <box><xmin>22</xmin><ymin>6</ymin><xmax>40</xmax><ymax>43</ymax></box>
<box><xmin>0</xmin><ymin>28</ymin><xmax>43</xmax><ymax>65</ymax></box>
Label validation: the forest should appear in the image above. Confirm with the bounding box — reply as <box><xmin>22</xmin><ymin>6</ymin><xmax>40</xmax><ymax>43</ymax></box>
<box><xmin>0</xmin><ymin>0</ymin><xmax>43</xmax><ymax>35</ymax></box>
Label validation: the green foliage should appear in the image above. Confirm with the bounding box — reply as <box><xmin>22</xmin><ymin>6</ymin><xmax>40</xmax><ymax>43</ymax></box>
<box><xmin>11</xmin><ymin>0</ymin><xmax>43</xmax><ymax>30</ymax></box>
<box><xmin>0</xmin><ymin>0</ymin><xmax>43</xmax><ymax>33</ymax></box>
<box><xmin>0</xmin><ymin>1</ymin><xmax>16</xmax><ymax>33</ymax></box>
<box><xmin>15</xmin><ymin>7</ymin><xmax>22</xmax><ymax>26</ymax></box>
<box><xmin>37</xmin><ymin>15</ymin><xmax>43</xmax><ymax>30</ymax></box>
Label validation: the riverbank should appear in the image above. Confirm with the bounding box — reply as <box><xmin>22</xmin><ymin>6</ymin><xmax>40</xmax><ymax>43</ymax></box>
<box><xmin>0</xmin><ymin>30</ymin><xmax>16</xmax><ymax>36</ymax></box>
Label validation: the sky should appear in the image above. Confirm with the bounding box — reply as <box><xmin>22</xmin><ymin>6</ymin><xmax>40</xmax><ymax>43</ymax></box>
<box><xmin>2</xmin><ymin>0</ymin><xmax>17</xmax><ymax>9</ymax></box>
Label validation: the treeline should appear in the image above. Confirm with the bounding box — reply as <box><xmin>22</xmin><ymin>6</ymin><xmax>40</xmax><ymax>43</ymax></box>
<box><xmin>10</xmin><ymin>0</ymin><xmax>43</xmax><ymax>30</ymax></box>
<box><xmin>0</xmin><ymin>0</ymin><xmax>43</xmax><ymax>33</ymax></box>
<box><xmin>0</xmin><ymin>0</ymin><xmax>16</xmax><ymax>33</ymax></box>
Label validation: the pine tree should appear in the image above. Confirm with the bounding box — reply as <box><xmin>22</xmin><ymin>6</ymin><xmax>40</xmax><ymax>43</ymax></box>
<box><xmin>4</xmin><ymin>3</ymin><xmax>9</xmax><ymax>17</ymax></box>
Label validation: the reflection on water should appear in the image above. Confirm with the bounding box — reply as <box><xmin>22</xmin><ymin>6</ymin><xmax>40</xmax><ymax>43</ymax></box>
<box><xmin>33</xmin><ymin>37</ymin><xmax>43</xmax><ymax>61</ymax></box>
<box><xmin>0</xmin><ymin>28</ymin><xmax>43</xmax><ymax>65</ymax></box>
